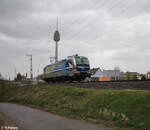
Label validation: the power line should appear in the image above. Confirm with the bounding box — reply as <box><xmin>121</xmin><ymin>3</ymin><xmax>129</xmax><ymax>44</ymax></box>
<box><xmin>62</xmin><ymin>0</ymin><xmax>108</xmax><ymax>35</ymax></box>
<box><xmin>63</xmin><ymin>0</ymin><xmax>126</xmax><ymax>40</ymax></box>
<box><xmin>63</xmin><ymin>0</ymin><xmax>139</xmax><ymax>44</ymax></box>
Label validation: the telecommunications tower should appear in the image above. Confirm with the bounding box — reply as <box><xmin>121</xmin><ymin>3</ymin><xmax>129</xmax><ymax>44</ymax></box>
<box><xmin>53</xmin><ymin>19</ymin><xmax>60</xmax><ymax>63</ymax></box>
<box><xmin>26</xmin><ymin>54</ymin><xmax>33</xmax><ymax>80</ymax></box>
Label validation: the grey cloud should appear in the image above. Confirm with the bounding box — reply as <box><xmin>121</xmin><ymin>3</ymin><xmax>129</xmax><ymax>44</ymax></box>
<box><xmin>0</xmin><ymin>0</ymin><xmax>150</xmax><ymax>79</ymax></box>
<box><xmin>0</xmin><ymin>0</ymin><xmax>33</xmax><ymax>20</ymax></box>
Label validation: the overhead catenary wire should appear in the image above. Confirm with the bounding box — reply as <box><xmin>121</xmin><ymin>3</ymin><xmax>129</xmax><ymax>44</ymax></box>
<box><xmin>62</xmin><ymin>0</ymin><xmax>109</xmax><ymax>35</ymax></box>
<box><xmin>63</xmin><ymin>0</ymin><xmax>131</xmax><ymax>41</ymax></box>
<box><xmin>62</xmin><ymin>0</ymin><xmax>140</xmax><ymax>45</ymax></box>
<box><xmin>61</xmin><ymin>0</ymin><xmax>126</xmax><ymax>43</ymax></box>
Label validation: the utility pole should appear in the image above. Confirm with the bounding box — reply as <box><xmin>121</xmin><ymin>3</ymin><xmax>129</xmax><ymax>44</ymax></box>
<box><xmin>53</xmin><ymin>18</ymin><xmax>60</xmax><ymax>63</ymax></box>
<box><xmin>26</xmin><ymin>54</ymin><xmax>33</xmax><ymax>80</ymax></box>
<box><xmin>37</xmin><ymin>68</ymin><xmax>39</xmax><ymax>84</ymax></box>
<box><xmin>14</xmin><ymin>68</ymin><xmax>17</xmax><ymax>79</ymax></box>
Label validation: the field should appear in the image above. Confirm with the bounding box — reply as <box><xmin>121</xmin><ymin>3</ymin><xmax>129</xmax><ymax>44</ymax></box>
<box><xmin>0</xmin><ymin>80</ymin><xmax>150</xmax><ymax>130</ymax></box>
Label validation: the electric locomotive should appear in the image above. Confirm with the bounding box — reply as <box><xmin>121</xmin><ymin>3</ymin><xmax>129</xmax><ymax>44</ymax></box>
<box><xmin>43</xmin><ymin>54</ymin><xmax>90</xmax><ymax>82</ymax></box>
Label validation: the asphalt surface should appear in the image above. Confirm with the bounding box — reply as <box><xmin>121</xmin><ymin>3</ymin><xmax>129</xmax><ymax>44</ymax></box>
<box><xmin>0</xmin><ymin>103</ymin><xmax>109</xmax><ymax>130</ymax></box>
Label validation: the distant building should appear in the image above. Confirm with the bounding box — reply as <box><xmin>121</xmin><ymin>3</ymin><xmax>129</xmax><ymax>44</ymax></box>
<box><xmin>91</xmin><ymin>68</ymin><xmax>124</xmax><ymax>81</ymax></box>
<box><xmin>147</xmin><ymin>72</ymin><xmax>150</xmax><ymax>79</ymax></box>
<box><xmin>91</xmin><ymin>68</ymin><xmax>143</xmax><ymax>81</ymax></box>
<box><xmin>119</xmin><ymin>72</ymin><xmax>126</xmax><ymax>80</ymax></box>
<box><xmin>125</xmin><ymin>72</ymin><xmax>139</xmax><ymax>80</ymax></box>
<box><xmin>102</xmin><ymin>69</ymin><xmax>120</xmax><ymax>80</ymax></box>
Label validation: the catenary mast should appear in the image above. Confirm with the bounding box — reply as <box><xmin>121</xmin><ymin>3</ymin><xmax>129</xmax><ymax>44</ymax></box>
<box><xmin>26</xmin><ymin>54</ymin><xmax>33</xmax><ymax>79</ymax></box>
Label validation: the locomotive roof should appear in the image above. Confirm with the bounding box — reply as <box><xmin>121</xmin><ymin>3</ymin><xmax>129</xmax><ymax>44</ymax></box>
<box><xmin>44</xmin><ymin>55</ymin><xmax>88</xmax><ymax>69</ymax></box>
<box><xmin>44</xmin><ymin>59</ymin><xmax>66</xmax><ymax>68</ymax></box>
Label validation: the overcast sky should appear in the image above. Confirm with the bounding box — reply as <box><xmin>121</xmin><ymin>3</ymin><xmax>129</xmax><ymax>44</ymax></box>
<box><xmin>0</xmin><ymin>0</ymin><xmax>150</xmax><ymax>79</ymax></box>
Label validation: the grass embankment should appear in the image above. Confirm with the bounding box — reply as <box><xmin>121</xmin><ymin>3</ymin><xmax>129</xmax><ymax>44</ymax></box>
<box><xmin>0</xmin><ymin>81</ymin><xmax>150</xmax><ymax>130</ymax></box>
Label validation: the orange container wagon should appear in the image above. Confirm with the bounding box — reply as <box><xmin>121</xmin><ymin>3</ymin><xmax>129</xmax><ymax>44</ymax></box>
<box><xmin>99</xmin><ymin>77</ymin><xmax>111</xmax><ymax>81</ymax></box>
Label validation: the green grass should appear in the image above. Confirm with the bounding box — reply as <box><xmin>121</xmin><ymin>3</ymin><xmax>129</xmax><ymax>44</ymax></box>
<box><xmin>0</xmin><ymin>81</ymin><xmax>150</xmax><ymax>129</ymax></box>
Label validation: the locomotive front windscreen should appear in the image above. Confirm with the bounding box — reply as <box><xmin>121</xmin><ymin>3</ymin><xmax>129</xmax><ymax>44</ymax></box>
<box><xmin>75</xmin><ymin>57</ymin><xmax>89</xmax><ymax>65</ymax></box>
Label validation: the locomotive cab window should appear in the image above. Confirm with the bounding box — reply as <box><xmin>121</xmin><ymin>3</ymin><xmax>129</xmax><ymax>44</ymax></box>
<box><xmin>75</xmin><ymin>57</ymin><xmax>89</xmax><ymax>65</ymax></box>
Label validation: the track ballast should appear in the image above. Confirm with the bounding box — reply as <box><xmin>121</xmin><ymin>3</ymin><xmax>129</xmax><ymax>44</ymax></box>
<box><xmin>43</xmin><ymin>80</ymin><xmax>150</xmax><ymax>90</ymax></box>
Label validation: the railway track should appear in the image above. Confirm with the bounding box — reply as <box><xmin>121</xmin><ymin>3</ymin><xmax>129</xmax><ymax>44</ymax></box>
<box><xmin>42</xmin><ymin>80</ymin><xmax>150</xmax><ymax>90</ymax></box>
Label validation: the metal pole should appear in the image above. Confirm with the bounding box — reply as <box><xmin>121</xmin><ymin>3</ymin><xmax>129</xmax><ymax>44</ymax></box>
<box><xmin>37</xmin><ymin>68</ymin><xmax>39</xmax><ymax>84</ymax></box>
<box><xmin>31</xmin><ymin>55</ymin><xmax>33</xmax><ymax>79</ymax></box>
<box><xmin>55</xmin><ymin>41</ymin><xmax>58</xmax><ymax>62</ymax></box>
<box><xmin>14</xmin><ymin>68</ymin><xmax>16</xmax><ymax>79</ymax></box>
<box><xmin>26</xmin><ymin>55</ymin><xmax>33</xmax><ymax>80</ymax></box>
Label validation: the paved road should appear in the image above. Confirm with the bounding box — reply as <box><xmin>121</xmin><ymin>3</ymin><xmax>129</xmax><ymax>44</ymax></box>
<box><xmin>0</xmin><ymin>103</ymin><xmax>109</xmax><ymax>130</ymax></box>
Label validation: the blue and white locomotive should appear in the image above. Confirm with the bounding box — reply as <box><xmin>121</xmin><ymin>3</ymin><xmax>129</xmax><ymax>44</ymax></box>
<box><xmin>43</xmin><ymin>55</ymin><xmax>90</xmax><ymax>82</ymax></box>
